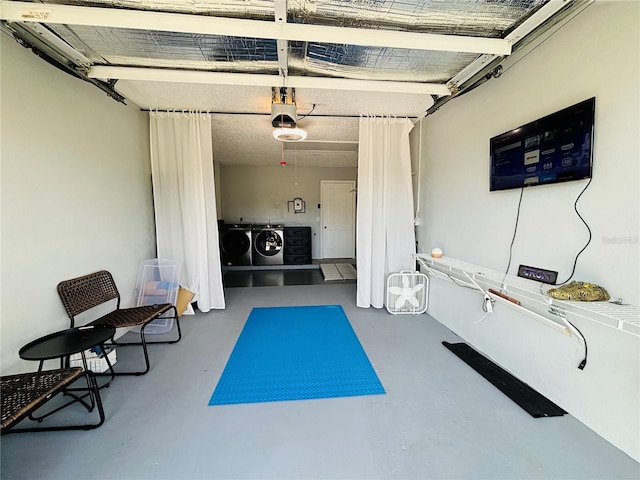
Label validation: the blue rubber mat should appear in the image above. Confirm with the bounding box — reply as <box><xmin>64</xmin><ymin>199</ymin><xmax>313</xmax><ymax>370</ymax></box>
<box><xmin>209</xmin><ymin>305</ymin><xmax>385</xmax><ymax>405</ymax></box>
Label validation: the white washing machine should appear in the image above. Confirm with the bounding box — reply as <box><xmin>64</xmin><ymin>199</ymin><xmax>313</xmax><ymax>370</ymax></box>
<box><xmin>251</xmin><ymin>224</ymin><xmax>284</xmax><ymax>266</ymax></box>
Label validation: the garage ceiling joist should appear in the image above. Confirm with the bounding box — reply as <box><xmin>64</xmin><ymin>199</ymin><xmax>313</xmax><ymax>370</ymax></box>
<box><xmin>0</xmin><ymin>0</ymin><xmax>583</xmax><ymax>99</ymax></box>
<box><xmin>1</xmin><ymin>1</ymin><xmax>512</xmax><ymax>56</ymax></box>
<box><xmin>87</xmin><ymin>66</ymin><xmax>453</xmax><ymax>96</ymax></box>
<box><xmin>0</xmin><ymin>0</ymin><xmax>590</xmax><ymax>167</ymax></box>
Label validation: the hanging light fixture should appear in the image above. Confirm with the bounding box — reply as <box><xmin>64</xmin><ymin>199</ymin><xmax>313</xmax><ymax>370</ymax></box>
<box><xmin>273</xmin><ymin>127</ymin><xmax>307</xmax><ymax>142</ymax></box>
<box><xmin>271</xmin><ymin>86</ymin><xmax>307</xmax><ymax>142</ymax></box>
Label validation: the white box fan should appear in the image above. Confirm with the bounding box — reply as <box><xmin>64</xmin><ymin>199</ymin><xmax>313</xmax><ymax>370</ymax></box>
<box><xmin>386</xmin><ymin>271</ymin><xmax>429</xmax><ymax>315</ymax></box>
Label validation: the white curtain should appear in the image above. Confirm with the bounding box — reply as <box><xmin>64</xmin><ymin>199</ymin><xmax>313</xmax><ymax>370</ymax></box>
<box><xmin>357</xmin><ymin>116</ymin><xmax>416</xmax><ymax>308</ymax></box>
<box><xmin>149</xmin><ymin>111</ymin><xmax>225</xmax><ymax>311</ymax></box>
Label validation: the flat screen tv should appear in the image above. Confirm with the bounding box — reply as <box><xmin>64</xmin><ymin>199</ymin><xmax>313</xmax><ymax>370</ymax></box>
<box><xmin>490</xmin><ymin>97</ymin><xmax>595</xmax><ymax>192</ymax></box>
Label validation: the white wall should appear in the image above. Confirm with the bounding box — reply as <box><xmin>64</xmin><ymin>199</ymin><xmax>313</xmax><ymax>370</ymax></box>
<box><xmin>219</xmin><ymin>164</ymin><xmax>357</xmax><ymax>258</ymax></box>
<box><xmin>417</xmin><ymin>2</ymin><xmax>640</xmax><ymax>461</ymax></box>
<box><xmin>1</xmin><ymin>35</ymin><xmax>157</xmax><ymax>373</ymax></box>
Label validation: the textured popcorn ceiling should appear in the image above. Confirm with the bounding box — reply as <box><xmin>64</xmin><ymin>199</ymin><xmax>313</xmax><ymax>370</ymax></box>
<box><xmin>115</xmin><ymin>80</ymin><xmax>432</xmax><ymax>166</ymax></box>
<box><xmin>3</xmin><ymin>0</ymin><xmax>562</xmax><ymax>165</ymax></box>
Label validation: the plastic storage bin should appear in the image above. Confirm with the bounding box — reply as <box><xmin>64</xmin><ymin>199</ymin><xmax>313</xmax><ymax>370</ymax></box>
<box><xmin>132</xmin><ymin>258</ymin><xmax>181</xmax><ymax>334</ymax></box>
<box><xmin>70</xmin><ymin>347</ymin><xmax>117</xmax><ymax>373</ymax></box>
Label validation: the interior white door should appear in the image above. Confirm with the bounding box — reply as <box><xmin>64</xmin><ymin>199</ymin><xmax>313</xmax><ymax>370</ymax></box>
<box><xmin>321</xmin><ymin>180</ymin><xmax>356</xmax><ymax>259</ymax></box>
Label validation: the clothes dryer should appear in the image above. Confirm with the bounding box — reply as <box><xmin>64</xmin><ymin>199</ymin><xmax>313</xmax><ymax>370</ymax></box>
<box><xmin>220</xmin><ymin>224</ymin><xmax>252</xmax><ymax>266</ymax></box>
<box><xmin>252</xmin><ymin>224</ymin><xmax>284</xmax><ymax>265</ymax></box>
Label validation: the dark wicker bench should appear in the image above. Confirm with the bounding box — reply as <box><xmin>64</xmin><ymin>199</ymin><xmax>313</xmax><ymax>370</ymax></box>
<box><xmin>57</xmin><ymin>270</ymin><xmax>181</xmax><ymax>376</ymax></box>
<box><xmin>1</xmin><ymin>368</ymin><xmax>104</xmax><ymax>433</ymax></box>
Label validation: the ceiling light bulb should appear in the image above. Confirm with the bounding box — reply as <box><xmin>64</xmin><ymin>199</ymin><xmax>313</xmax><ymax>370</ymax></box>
<box><xmin>273</xmin><ymin>127</ymin><xmax>307</xmax><ymax>142</ymax></box>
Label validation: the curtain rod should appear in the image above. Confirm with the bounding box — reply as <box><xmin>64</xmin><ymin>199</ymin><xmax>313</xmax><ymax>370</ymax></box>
<box><xmin>141</xmin><ymin>109</ymin><xmax>417</xmax><ymax>119</ymax></box>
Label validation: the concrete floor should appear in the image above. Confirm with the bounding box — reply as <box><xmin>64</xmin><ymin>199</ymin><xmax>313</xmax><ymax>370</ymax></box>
<box><xmin>222</xmin><ymin>268</ymin><xmax>327</xmax><ymax>287</ymax></box>
<box><xmin>222</xmin><ymin>258</ymin><xmax>356</xmax><ymax>288</ymax></box>
<box><xmin>2</xmin><ymin>283</ymin><xmax>639</xmax><ymax>480</ymax></box>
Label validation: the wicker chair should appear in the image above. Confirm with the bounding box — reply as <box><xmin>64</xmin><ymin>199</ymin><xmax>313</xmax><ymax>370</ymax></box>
<box><xmin>1</xmin><ymin>368</ymin><xmax>104</xmax><ymax>433</ymax></box>
<box><xmin>57</xmin><ymin>270</ymin><xmax>181</xmax><ymax>376</ymax></box>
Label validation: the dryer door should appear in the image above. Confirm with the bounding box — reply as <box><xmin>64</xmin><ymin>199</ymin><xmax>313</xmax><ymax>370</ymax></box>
<box><xmin>254</xmin><ymin>230</ymin><xmax>283</xmax><ymax>257</ymax></box>
<box><xmin>221</xmin><ymin>230</ymin><xmax>250</xmax><ymax>257</ymax></box>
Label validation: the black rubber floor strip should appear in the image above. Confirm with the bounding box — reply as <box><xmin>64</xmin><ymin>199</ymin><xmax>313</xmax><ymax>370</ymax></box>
<box><xmin>442</xmin><ymin>341</ymin><xmax>567</xmax><ymax>418</ymax></box>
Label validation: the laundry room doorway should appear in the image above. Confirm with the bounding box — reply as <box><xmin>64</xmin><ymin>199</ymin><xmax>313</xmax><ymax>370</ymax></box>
<box><xmin>320</xmin><ymin>180</ymin><xmax>356</xmax><ymax>259</ymax></box>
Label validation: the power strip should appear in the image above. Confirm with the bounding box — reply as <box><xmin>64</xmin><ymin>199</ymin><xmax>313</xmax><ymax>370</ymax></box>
<box><xmin>517</xmin><ymin>264</ymin><xmax>558</xmax><ymax>285</ymax></box>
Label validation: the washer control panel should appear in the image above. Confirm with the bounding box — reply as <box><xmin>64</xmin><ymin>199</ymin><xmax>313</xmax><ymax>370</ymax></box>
<box><xmin>517</xmin><ymin>264</ymin><xmax>558</xmax><ymax>285</ymax></box>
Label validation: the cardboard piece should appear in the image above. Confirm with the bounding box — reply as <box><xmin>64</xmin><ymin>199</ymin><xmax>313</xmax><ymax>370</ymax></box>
<box><xmin>176</xmin><ymin>288</ymin><xmax>195</xmax><ymax>317</ymax></box>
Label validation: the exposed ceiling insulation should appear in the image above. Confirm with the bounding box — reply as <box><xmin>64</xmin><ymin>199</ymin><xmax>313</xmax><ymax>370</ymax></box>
<box><xmin>0</xmin><ymin>0</ymin><xmax>589</xmax><ymax>166</ymax></box>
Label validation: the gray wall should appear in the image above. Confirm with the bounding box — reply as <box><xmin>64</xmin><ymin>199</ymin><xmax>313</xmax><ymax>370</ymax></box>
<box><xmin>1</xmin><ymin>35</ymin><xmax>157</xmax><ymax>374</ymax></box>
<box><xmin>416</xmin><ymin>2</ymin><xmax>639</xmax><ymax>461</ymax></box>
<box><xmin>218</xmin><ymin>164</ymin><xmax>357</xmax><ymax>258</ymax></box>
